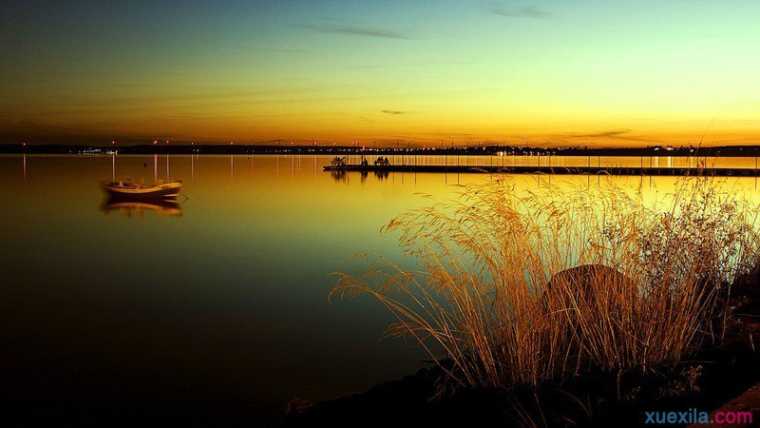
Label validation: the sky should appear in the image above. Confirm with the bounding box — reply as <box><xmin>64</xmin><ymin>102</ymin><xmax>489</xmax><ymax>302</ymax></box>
<box><xmin>2</xmin><ymin>0</ymin><xmax>760</xmax><ymax>147</ymax></box>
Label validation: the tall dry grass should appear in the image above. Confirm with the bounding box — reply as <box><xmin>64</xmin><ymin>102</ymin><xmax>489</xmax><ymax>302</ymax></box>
<box><xmin>331</xmin><ymin>177</ymin><xmax>760</xmax><ymax>391</ymax></box>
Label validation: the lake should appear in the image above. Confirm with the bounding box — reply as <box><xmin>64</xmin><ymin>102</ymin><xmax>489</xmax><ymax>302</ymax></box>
<box><xmin>2</xmin><ymin>154</ymin><xmax>760</xmax><ymax>422</ymax></box>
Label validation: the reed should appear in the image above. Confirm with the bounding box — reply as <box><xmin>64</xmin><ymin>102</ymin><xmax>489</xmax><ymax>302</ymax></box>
<box><xmin>331</xmin><ymin>177</ymin><xmax>760</xmax><ymax>391</ymax></box>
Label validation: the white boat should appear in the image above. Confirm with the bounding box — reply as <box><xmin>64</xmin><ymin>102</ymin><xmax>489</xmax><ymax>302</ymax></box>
<box><xmin>102</xmin><ymin>180</ymin><xmax>182</xmax><ymax>199</ymax></box>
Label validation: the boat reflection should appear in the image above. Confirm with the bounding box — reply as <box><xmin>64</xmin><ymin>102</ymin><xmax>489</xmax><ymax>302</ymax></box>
<box><xmin>331</xmin><ymin>169</ymin><xmax>390</xmax><ymax>183</ymax></box>
<box><xmin>101</xmin><ymin>197</ymin><xmax>183</xmax><ymax>218</ymax></box>
<box><xmin>330</xmin><ymin>170</ymin><xmax>347</xmax><ymax>183</ymax></box>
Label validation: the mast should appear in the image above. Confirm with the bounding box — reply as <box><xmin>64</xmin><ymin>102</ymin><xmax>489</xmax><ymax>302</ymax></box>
<box><xmin>111</xmin><ymin>140</ymin><xmax>117</xmax><ymax>182</ymax></box>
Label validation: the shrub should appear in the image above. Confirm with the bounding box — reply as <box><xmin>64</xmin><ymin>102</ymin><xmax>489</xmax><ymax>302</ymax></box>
<box><xmin>331</xmin><ymin>177</ymin><xmax>760</xmax><ymax>391</ymax></box>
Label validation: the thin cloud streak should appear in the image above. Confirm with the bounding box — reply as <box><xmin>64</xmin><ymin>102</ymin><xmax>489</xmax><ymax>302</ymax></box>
<box><xmin>491</xmin><ymin>5</ymin><xmax>552</xmax><ymax>19</ymax></box>
<box><xmin>381</xmin><ymin>110</ymin><xmax>406</xmax><ymax>115</ymax></box>
<box><xmin>563</xmin><ymin>129</ymin><xmax>662</xmax><ymax>144</ymax></box>
<box><xmin>301</xmin><ymin>23</ymin><xmax>410</xmax><ymax>40</ymax></box>
<box><xmin>570</xmin><ymin>130</ymin><xmax>632</xmax><ymax>138</ymax></box>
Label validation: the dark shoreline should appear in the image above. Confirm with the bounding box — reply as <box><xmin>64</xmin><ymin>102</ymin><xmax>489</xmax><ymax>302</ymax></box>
<box><xmin>6</xmin><ymin>144</ymin><xmax>760</xmax><ymax>157</ymax></box>
<box><xmin>282</xmin><ymin>274</ymin><xmax>760</xmax><ymax>428</ymax></box>
<box><xmin>283</xmin><ymin>344</ymin><xmax>760</xmax><ymax>428</ymax></box>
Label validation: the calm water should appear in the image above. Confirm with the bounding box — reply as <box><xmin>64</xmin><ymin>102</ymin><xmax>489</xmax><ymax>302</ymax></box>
<box><xmin>2</xmin><ymin>154</ymin><xmax>760</xmax><ymax>420</ymax></box>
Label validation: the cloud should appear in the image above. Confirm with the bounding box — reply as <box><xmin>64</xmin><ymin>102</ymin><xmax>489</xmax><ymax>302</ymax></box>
<box><xmin>302</xmin><ymin>23</ymin><xmax>410</xmax><ymax>40</ymax></box>
<box><xmin>571</xmin><ymin>129</ymin><xmax>632</xmax><ymax>138</ymax></box>
<box><xmin>565</xmin><ymin>129</ymin><xmax>662</xmax><ymax>144</ymax></box>
<box><xmin>381</xmin><ymin>110</ymin><xmax>406</xmax><ymax>115</ymax></box>
<box><xmin>491</xmin><ymin>5</ymin><xmax>552</xmax><ymax>19</ymax></box>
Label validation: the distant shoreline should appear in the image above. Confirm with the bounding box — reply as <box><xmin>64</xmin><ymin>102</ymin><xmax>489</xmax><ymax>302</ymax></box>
<box><xmin>6</xmin><ymin>144</ymin><xmax>760</xmax><ymax>157</ymax></box>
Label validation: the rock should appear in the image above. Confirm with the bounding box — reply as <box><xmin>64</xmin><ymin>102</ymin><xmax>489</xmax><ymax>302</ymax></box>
<box><xmin>544</xmin><ymin>264</ymin><xmax>637</xmax><ymax>310</ymax></box>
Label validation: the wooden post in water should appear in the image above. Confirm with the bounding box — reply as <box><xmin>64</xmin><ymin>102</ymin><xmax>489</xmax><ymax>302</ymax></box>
<box><xmin>153</xmin><ymin>154</ymin><xmax>158</xmax><ymax>183</ymax></box>
<box><xmin>111</xmin><ymin>140</ymin><xmax>117</xmax><ymax>182</ymax></box>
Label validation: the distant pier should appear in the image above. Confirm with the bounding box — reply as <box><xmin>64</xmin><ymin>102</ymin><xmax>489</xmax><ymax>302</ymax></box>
<box><xmin>323</xmin><ymin>164</ymin><xmax>760</xmax><ymax>177</ymax></box>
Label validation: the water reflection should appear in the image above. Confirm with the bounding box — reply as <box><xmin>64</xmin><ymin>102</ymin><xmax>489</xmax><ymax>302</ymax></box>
<box><xmin>328</xmin><ymin>169</ymin><xmax>344</xmax><ymax>183</ymax></box>
<box><xmin>101</xmin><ymin>197</ymin><xmax>183</xmax><ymax>217</ymax></box>
<box><xmin>331</xmin><ymin>169</ymin><xmax>390</xmax><ymax>183</ymax></box>
<box><xmin>374</xmin><ymin>170</ymin><xmax>389</xmax><ymax>181</ymax></box>
<box><xmin>7</xmin><ymin>154</ymin><xmax>760</xmax><ymax>421</ymax></box>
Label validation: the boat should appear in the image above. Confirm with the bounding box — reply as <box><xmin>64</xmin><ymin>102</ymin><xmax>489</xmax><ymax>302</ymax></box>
<box><xmin>330</xmin><ymin>156</ymin><xmax>347</xmax><ymax>167</ymax></box>
<box><xmin>102</xmin><ymin>180</ymin><xmax>182</xmax><ymax>200</ymax></box>
<box><xmin>79</xmin><ymin>148</ymin><xmax>103</xmax><ymax>155</ymax></box>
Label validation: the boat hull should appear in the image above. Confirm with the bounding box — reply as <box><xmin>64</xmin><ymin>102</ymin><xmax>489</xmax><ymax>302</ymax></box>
<box><xmin>102</xmin><ymin>181</ymin><xmax>182</xmax><ymax>200</ymax></box>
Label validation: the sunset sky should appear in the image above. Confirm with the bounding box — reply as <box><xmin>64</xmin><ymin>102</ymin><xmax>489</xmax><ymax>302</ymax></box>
<box><xmin>3</xmin><ymin>0</ymin><xmax>760</xmax><ymax>146</ymax></box>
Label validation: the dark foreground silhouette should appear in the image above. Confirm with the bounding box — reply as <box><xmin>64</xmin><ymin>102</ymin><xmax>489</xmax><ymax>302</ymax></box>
<box><xmin>284</xmin><ymin>269</ymin><xmax>760</xmax><ymax>428</ymax></box>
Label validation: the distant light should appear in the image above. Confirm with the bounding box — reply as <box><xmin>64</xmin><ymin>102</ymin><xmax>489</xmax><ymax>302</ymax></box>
<box><xmin>153</xmin><ymin>140</ymin><xmax>158</xmax><ymax>145</ymax></box>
